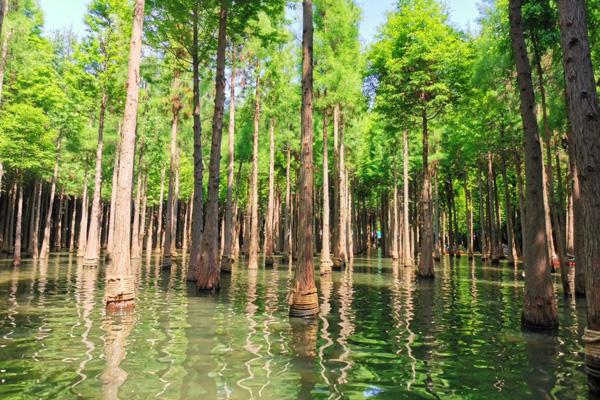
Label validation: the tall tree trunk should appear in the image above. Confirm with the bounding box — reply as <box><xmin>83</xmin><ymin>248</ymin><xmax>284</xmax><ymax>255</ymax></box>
<box><xmin>40</xmin><ymin>140</ymin><xmax>61</xmax><ymax>260</ymax></box>
<box><xmin>77</xmin><ymin>175</ymin><xmax>89</xmax><ymax>257</ymax></box>
<box><xmin>464</xmin><ymin>177</ymin><xmax>474</xmax><ymax>259</ymax></box>
<box><xmin>155</xmin><ymin>168</ymin><xmax>165</xmax><ymax>253</ymax></box>
<box><xmin>283</xmin><ymin>146</ymin><xmax>292</xmax><ymax>262</ymax></box>
<box><xmin>13</xmin><ymin>181</ymin><xmax>23</xmax><ymax>266</ymax></box>
<box><xmin>514</xmin><ymin>152</ymin><xmax>526</xmax><ymax>257</ymax></box>
<box><xmin>402</xmin><ymin>129</ymin><xmax>412</xmax><ymax>266</ymax></box>
<box><xmin>145</xmin><ymin>206</ymin><xmax>154</xmax><ymax>260</ymax></box>
<box><xmin>131</xmin><ymin>166</ymin><xmax>143</xmax><ymax>260</ymax></box>
<box><xmin>509</xmin><ymin>0</ymin><xmax>558</xmax><ymax>329</ymax></box>
<box><xmin>30</xmin><ymin>179</ymin><xmax>42</xmax><ymax>260</ymax></box>
<box><xmin>188</xmin><ymin>4</ymin><xmax>205</xmax><ymax>280</ymax></box>
<box><xmin>320</xmin><ymin>109</ymin><xmax>333</xmax><ymax>272</ymax></box>
<box><xmin>248</xmin><ymin>68</ymin><xmax>261</xmax><ymax>270</ymax></box>
<box><xmin>289</xmin><ymin>0</ymin><xmax>318</xmax><ymax>318</ymax></box>
<box><xmin>487</xmin><ymin>153</ymin><xmax>500</xmax><ymax>263</ymax></box>
<box><xmin>477</xmin><ymin>169</ymin><xmax>487</xmax><ymax>257</ymax></box>
<box><xmin>68</xmin><ymin>196</ymin><xmax>77</xmax><ymax>252</ymax></box>
<box><xmin>138</xmin><ymin>177</ymin><xmax>147</xmax><ymax>252</ymax></box>
<box><xmin>418</xmin><ymin>104</ymin><xmax>434</xmax><ymax>278</ymax></box>
<box><xmin>84</xmin><ymin>91</ymin><xmax>108</xmax><ymax>265</ymax></box>
<box><xmin>557</xmin><ymin>0</ymin><xmax>600</xmax><ymax>388</ymax></box>
<box><xmin>500</xmin><ymin>153</ymin><xmax>517</xmax><ymax>263</ymax></box>
<box><xmin>104</xmin><ymin>0</ymin><xmax>145</xmax><ymax>311</ymax></box>
<box><xmin>106</xmin><ymin>132</ymin><xmax>121</xmax><ymax>259</ymax></box>
<box><xmin>333</xmin><ymin>104</ymin><xmax>346</xmax><ymax>267</ymax></box>
<box><xmin>54</xmin><ymin>190</ymin><xmax>64</xmax><ymax>251</ymax></box>
<box><xmin>197</xmin><ymin>0</ymin><xmax>228</xmax><ymax>290</ymax></box>
<box><xmin>221</xmin><ymin>48</ymin><xmax>237</xmax><ymax>273</ymax></box>
<box><xmin>162</xmin><ymin>72</ymin><xmax>182</xmax><ymax>267</ymax></box>
<box><xmin>265</xmin><ymin>117</ymin><xmax>277</xmax><ymax>266</ymax></box>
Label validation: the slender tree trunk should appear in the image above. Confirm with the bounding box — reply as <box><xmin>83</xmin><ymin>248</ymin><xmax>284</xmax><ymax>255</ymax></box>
<box><xmin>13</xmin><ymin>181</ymin><xmax>23</xmax><ymax>266</ymax></box>
<box><xmin>248</xmin><ymin>68</ymin><xmax>261</xmax><ymax>270</ymax></box>
<box><xmin>320</xmin><ymin>110</ymin><xmax>333</xmax><ymax>271</ymax></box>
<box><xmin>138</xmin><ymin>178</ymin><xmax>147</xmax><ymax>252</ymax></box>
<box><xmin>54</xmin><ymin>190</ymin><xmax>64</xmax><ymax>250</ymax></box>
<box><xmin>402</xmin><ymin>129</ymin><xmax>412</xmax><ymax>266</ymax></box>
<box><xmin>333</xmin><ymin>104</ymin><xmax>347</xmax><ymax>268</ymax></box>
<box><xmin>162</xmin><ymin>72</ymin><xmax>182</xmax><ymax>267</ymax></box>
<box><xmin>131</xmin><ymin>166</ymin><xmax>143</xmax><ymax>260</ymax></box>
<box><xmin>557</xmin><ymin>0</ymin><xmax>600</xmax><ymax>388</ymax></box>
<box><xmin>514</xmin><ymin>152</ymin><xmax>526</xmax><ymax>257</ymax></box>
<box><xmin>289</xmin><ymin>0</ymin><xmax>318</xmax><ymax>318</ymax></box>
<box><xmin>30</xmin><ymin>179</ymin><xmax>42</xmax><ymax>260</ymax></box>
<box><xmin>40</xmin><ymin>141</ymin><xmax>61</xmax><ymax>260</ymax></box>
<box><xmin>106</xmin><ymin>132</ymin><xmax>121</xmax><ymax>259</ymax></box>
<box><xmin>221</xmin><ymin>49</ymin><xmax>237</xmax><ymax>273</ymax></box>
<box><xmin>509</xmin><ymin>0</ymin><xmax>558</xmax><ymax>329</ymax></box>
<box><xmin>418</xmin><ymin>104</ymin><xmax>434</xmax><ymax>278</ymax></box>
<box><xmin>487</xmin><ymin>153</ymin><xmax>500</xmax><ymax>262</ymax></box>
<box><xmin>69</xmin><ymin>196</ymin><xmax>77</xmax><ymax>253</ymax></box>
<box><xmin>105</xmin><ymin>0</ymin><xmax>145</xmax><ymax>311</ymax></box>
<box><xmin>263</xmin><ymin>117</ymin><xmax>277</xmax><ymax>266</ymax></box>
<box><xmin>283</xmin><ymin>146</ymin><xmax>292</xmax><ymax>262</ymax></box>
<box><xmin>77</xmin><ymin>175</ymin><xmax>89</xmax><ymax>257</ymax></box>
<box><xmin>145</xmin><ymin>206</ymin><xmax>154</xmax><ymax>260</ymax></box>
<box><xmin>155</xmin><ymin>168</ymin><xmax>165</xmax><ymax>253</ymax></box>
<box><xmin>188</xmin><ymin>4</ymin><xmax>205</xmax><ymax>280</ymax></box>
<box><xmin>84</xmin><ymin>92</ymin><xmax>108</xmax><ymax>265</ymax></box>
<box><xmin>500</xmin><ymin>153</ymin><xmax>517</xmax><ymax>263</ymax></box>
<box><xmin>197</xmin><ymin>0</ymin><xmax>228</xmax><ymax>290</ymax></box>
<box><xmin>477</xmin><ymin>169</ymin><xmax>487</xmax><ymax>257</ymax></box>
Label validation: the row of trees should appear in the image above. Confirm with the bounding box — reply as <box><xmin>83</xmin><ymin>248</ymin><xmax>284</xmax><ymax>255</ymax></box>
<box><xmin>1</xmin><ymin>0</ymin><xmax>600</xmax><ymax>392</ymax></box>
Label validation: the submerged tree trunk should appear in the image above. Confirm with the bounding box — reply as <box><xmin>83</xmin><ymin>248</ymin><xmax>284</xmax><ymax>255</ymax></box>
<box><xmin>13</xmin><ymin>181</ymin><xmax>23</xmax><ymax>266</ymax></box>
<box><xmin>83</xmin><ymin>92</ymin><xmax>108</xmax><ymax>265</ymax></box>
<box><xmin>509</xmin><ymin>0</ymin><xmax>558</xmax><ymax>329</ymax></box>
<box><xmin>197</xmin><ymin>0</ymin><xmax>228</xmax><ymax>290</ymax></box>
<box><xmin>30</xmin><ymin>179</ymin><xmax>42</xmax><ymax>260</ymax></box>
<box><xmin>77</xmin><ymin>175</ymin><xmax>89</xmax><ymax>257</ymax></box>
<box><xmin>248</xmin><ymin>67</ymin><xmax>261</xmax><ymax>270</ymax></box>
<box><xmin>162</xmin><ymin>72</ymin><xmax>182</xmax><ymax>268</ymax></box>
<box><xmin>104</xmin><ymin>0</ymin><xmax>145</xmax><ymax>311</ymax></box>
<box><xmin>320</xmin><ymin>110</ymin><xmax>333</xmax><ymax>272</ymax></box>
<box><xmin>402</xmin><ymin>129</ymin><xmax>412</xmax><ymax>267</ymax></box>
<box><xmin>289</xmin><ymin>0</ymin><xmax>318</xmax><ymax>318</ymax></box>
<box><xmin>188</xmin><ymin>5</ymin><xmax>205</xmax><ymax>280</ymax></box>
<box><xmin>418</xmin><ymin>104</ymin><xmax>434</xmax><ymax>278</ymax></box>
<box><xmin>283</xmin><ymin>146</ymin><xmax>293</xmax><ymax>262</ymax></box>
<box><xmin>221</xmin><ymin>49</ymin><xmax>237</xmax><ymax>273</ymax></box>
<box><xmin>155</xmin><ymin>168</ymin><xmax>165</xmax><ymax>253</ymax></box>
<box><xmin>333</xmin><ymin>104</ymin><xmax>347</xmax><ymax>268</ymax></box>
<box><xmin>557</xmin><ymin>0</ymin><xmax>600</xmax><ymax>388</ymax></box>
<box><xmin>264</xmin><ymin>117</ymin><xmax>277</xmax><ymax>266</ymax></box>
<box><xmin>40</xmin><ymin>141</ymin><xmax>61</xmax><ymax>260</ymax></box>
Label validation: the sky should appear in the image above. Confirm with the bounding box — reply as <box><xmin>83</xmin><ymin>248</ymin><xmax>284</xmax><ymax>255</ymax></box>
<box><xmin>39</xmin><ymin>0</ymin><xmax>481</xmax><ymax>42</ymax></box>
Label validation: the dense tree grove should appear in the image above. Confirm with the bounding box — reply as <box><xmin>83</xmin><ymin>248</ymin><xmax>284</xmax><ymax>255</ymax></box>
<box><xmin>1</xmin><ymin>0</ymin><xmax>600</xmax><ymax>393</ymax></box>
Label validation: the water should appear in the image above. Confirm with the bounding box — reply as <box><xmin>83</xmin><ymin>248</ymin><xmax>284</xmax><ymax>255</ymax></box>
<box><xmin>0</xmin><ymin>253</ymin><xmax>590</xmax><ymax>399</ymax></box>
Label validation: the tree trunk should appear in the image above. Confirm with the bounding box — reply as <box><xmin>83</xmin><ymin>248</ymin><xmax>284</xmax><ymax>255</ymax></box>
<box><xmin>557</xmin><ymin>0</ymin><xmax>600</xmax><ymax>388</ymax></box>
<box><xmin>283</xmin><ymin>146</ymin><xmax>292</xmax><ymax>263</ymax></box>
<box><xmin>104</xmin><ymin>0</ymin><xmax>145</xmax><ymax>311</ymax></box>
<box><xmin>155</xmin><ymin>168</ymin><xmax>165</xmax><ymax>253</ymax></box>
<box><xmin>487</xmin><ymin>153</ymin><xmax>500</xmax><ymax>262</ymax></box>
<box><xmin>162</xmin><ymin>72</ymin><xmax>182</xmax><ymax>267</ymax></box>
<box><xmin>264</xmin><ymin>118</ymin><xmax>277</xmax><ymax>266</ymax></box>
<box><xmin>221</xmin><ymin>48</ymin><xmax>237</xmax><ymax>273</ymax></box>
<box><xmin>131</xmin><ymin>166</ymin><xmax>143</xmax><ymax>260</ymax></box>
<box><xmin>13</xmin><ymin>181</ymin><xmax>23</xmax><ymax>266</ymax></box>
<box><xmin>509</xmin><ymin>0</ymin><xmax>558</xmax><ymax>329</ymax></box>
<box><xmin>418</xmin><ymin>104</ymin><xmax>434</xmax><ymax>278</ymax></box>
<box><xmin>289</xmin><ymin>0</ymin><xmax>318</xmax><ymax>318</ymax></box>
<box><xmin>77</xmin><ymin>175</ymin><xmax>89</xmax><ymax>257</ymax></box>
<box><xmin>320</xmin><ymin>109</ymin><xmax>333</xmax><ymax>272</ymax></box>
<box><xmin>138</xmin><ymin>177</ymin><xmax>147</xmax><ymax>253</ymax></box>
<box><xmin>69</xmin><ymin>195</ymin><xmax>77</xmax><ymax>253</ymax></box>
<box><xmin>40</xmin><ymin>141</ymin><xmax>61</xmax><ymax>260</ymax></box>
<box><xmin>247</xmin><ymin>68</ymin><xmax>261</xmax><ymax>270</ymax></box>
<box><xmin>188</xmin><ymin>4</ymin><xmax>205</xmax><ymax>280</ymax></box>
<box><xmin>402</xmin><ymin>129</ymin><xmax>412</xmax><ymax>266</ymax></box>
<box><xmin>514</xmin><ymin>152</ymin><xmax>526</xmax><ymax>257</ymax></box>
<box><xmin>197</xmin><ymin>0</ymin><xmax>228</xmax><ymax>290</ymax></box>
<box><xmin>333</xmin><ymin>104</ymin><xmax>347</xmax><ymax>268</ymax></box>
<box><xmin>145</xmin><ymin>206</ymin><xmax>154</xmax><ymax>260</ymax></box>
<box><xmin>106</xmin><ymin>131</ymin><xmax>121</xmax><ymax>259</ymax></box>
<box><xmin>83</xmin><ymin>91</ymin><xmax>108</xmax><ymax>265</ymax></box>
<box><xmin>500</xmin><ymin>152</ymin><xmax>517</xmax><ymax>263</ymax></box>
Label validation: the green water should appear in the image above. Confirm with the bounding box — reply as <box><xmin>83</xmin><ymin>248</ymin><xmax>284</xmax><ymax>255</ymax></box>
<box><xmin>0</xmin><ymin>253</ymin><xmax>589</xmax><ymax>399</ymax></box>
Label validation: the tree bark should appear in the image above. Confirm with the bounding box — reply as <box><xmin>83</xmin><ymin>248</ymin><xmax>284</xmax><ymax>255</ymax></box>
<box><xmin>418</xmin><ymin>104</ymin><xmax>434</xmax><ymax>278</ymax></box>
<box><xmin>333</xmin><ymin>104</ymin><xmax>347</xmax><ymax>268</ymax></box>
<box><xmin>13</xmin><ymin>181</ymin><xmax>23</xmax><ymax>266</ymax></box>
<box><xmin>162</xmin><ymin>72</ymin><xmax>182</xmax><ymax>267</ymax></box>
<box><xmin>557</xmin><ymin>0</ymin><xmax>600</xmax><ymax>388</ymax></box>
<box><xmin>105</xmin><ymin>0</ymin><xmax>145</xmax><ymax>311</ymax></box>
<box><xmin>131</xmin><ymin>165</ymin><xmax>143</xmax><ymax>260</ymax></box>
<box><xmin>40</xmin><ymin>140</ymin><xmax>61</xmax><ymax>260</ymax></box>
<box><xmin>30</xmin><ymin>179</ymin><xmax>42</xmax><ymax>259</ymax></box>
<box><xmin>77</xmin><ymin>175</ymin><xmax>89</xmax><ymax>257</ymax></box>
<box><xmin>155</xmin><ymin>168</ymin><xmax>165</xmax><ymax>253</ymax></box>
<box><xmin>402</xmin><ymin>129</ymin><xmax>412</xmax><ymax>266</ymax></box>
<box><xmin>320</xmin><ymin>110</ymin><xmax>333</xmax><ymax>271</ymax></box>
<box><xmin>509</xmin><ymin>0</ymin><xmax>558</xmax><ymax>329</ymax></box>
<box><xmin>264</xmin><ymin>117</ymin><xmax>276</xmax><ymax>266</ymax></box>
<box><xmin>106</xmin><ymin>131</ymin><xmax>121</xmax><ymax>259</ymax></box>
<box><xmin>68</xmin><ymin>195</ymin><xmax>77</xmax><ymax>253</ymax></box>
<box><xmin>290</xmin><ymin>0</ymin><xmax>318</xmax><ymax>318</ymax></box>
<box><xmin>500</xmin><ymin>152</ymin><xmax>517</xmax><ymax>263</ymax></box>
<box><xmin>83</xmin><ymin>91</ymin><xmax>108</xmax><ymax>265</ymax></box>
<box><xmin>487</xmin><ymin>153</ymin><xmax>500</xmax><ymax>262</ymax></box>
<box><xmin>221</xmin><ymin>48</ymin><xmax>237</xmax><ymax>273</ymax></box>
<box><xmin>248</xmin><ymin>67</ymin><xmax>261</xmax><ymax>270</ymax></box>
<box><xmin>197</xmin><ymin>0</ymin><xmax>228</xmax><ymax>290</ymax></box>
<box><xmin>188</xmin><ymin>4</ymin><xmax>205</xmax><ymax>280</ymax></box>
<box><xmin>283</xmin><ymin>146</ymin><xmax>292</xmax><ymax>263</ymax></box>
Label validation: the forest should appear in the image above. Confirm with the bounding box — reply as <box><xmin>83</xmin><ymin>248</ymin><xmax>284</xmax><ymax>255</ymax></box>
<box><xmin>1</xmin><ymin>0</ymin><xmax>600</xmax><ymax>398</ymax></box>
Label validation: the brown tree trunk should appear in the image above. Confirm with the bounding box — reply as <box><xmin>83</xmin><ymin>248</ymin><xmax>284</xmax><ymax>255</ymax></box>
<box><xmin>106</xmin><ymin>131</ymin><xmax>121</xmax><ymax>259</ymax></box>
<box><xmin>138</xmin><ymin>178</ymin><xmax>147</xmax><ymax>253</ymax></box>
<box><xmin>289</xmin><ymin>0</ymin><xmax>318</xmax><ymax>318</ymax></box>
<box><xmin>509</xmin><ymin>0</ymin><xmax>558</xmax><ymax>329</ymax></box>
<box><xmin>320</xmin><ymin>108</ymin><xmax>333</xmax><ymax>270</ymax></box>
<box><xmin>221</xmin><ymin>49</ymin><xmax>237</xmax><ymax>273</ymax></box>
<box><xmin>105</xmin><ymin>0</ymin><xmax>145</xmax><ymax>311</ymax></box>
<box><xmin>40</xmin><ymin>141</ymin><xmax>60</xmax><ymax>260</ymax></box>
<box><xmin>145</xmin><ymin>206</ymin><xmax>154</xmax><ymax>260</ymax></box>
<box><xmin>162</xmin><ymin>73</ymin><xmax>182</xmax><ymax>267</ymax></box>
<box><xmin>557</xmin><ymin>0</ymin><xmax>600</xmax><ymax>388</ymax></box>
<box><xmin>188</xmin><ymin>4</ymin><xmax>205</xmax><ymax>280</ymax></box>
<box><xmin>333</xmin><ymin>104</ymin><xmax>347</xmax><ymax>268</ymax></box>
<box><xmin>402</xmin><ymin>129</ymin><xmax>412</xmax><ymax>266</ymax></box>
<box><xmin>84</xmin><ymin>92</ymin><xmax>108</xmax><ymax>265</ymax></box>
<box><xmin>283</xmin><ymin>146</ymin><xmax>292</xmax><ymax>263</ymax></box>
<box><xmin>418</xmin><ymin>104</ymin><xmax>434</xmax><ymax>278</ymax></box>
<box><xmin>514</xmin><ymin>152</ymin><xmax>526</xmax><ymax>257</ymax></box>
<box><xmin>155</xmin><ymin>168</ymin><xmax>165</xmax><ymax>253</ymax></box>
<box><xmin>264</xmin><ymin>117</ymin><xmax>277</xmax><ymax>266</ymax></box>
<box><xmin>487</xmin><ymin>153</ymin><xmax>500</xmax><ymax>263</ymax></box>
<box><xmin>131</xmin><ymin>166</ymin><xmax>143</xmax><ymax>260</ymax></box>
<box><xmin>69</xmin><ymin>196</ymin><xmax>77</xmax><ymax>253</ymax></box>
<box><xmin>197</xmin><ymin>0</ymin><xmax>228</xmax><ymax>290</ymax></box>
<box><xmin>30</xmin><ymin>179</ymin><xmax>42</xmax><ymax>259</ymax></box>
<box><xmin>500</xmin><ymin>152</ymin><xmax>517</xmax><ymax>263</ymax></box>
<box><xmin>247</xmin><ymin>68</ymin><xmax>261</xmax><ymax>270</ymax></box>
<box><xmin>13</xmin><ymin>181</ymin><xmax>23</xmax><ymax>266</ymax></box>
<box><xmin>77</xmin><ymin>175</ymin><xmax>89</xmax><ymax>257</ymax></box>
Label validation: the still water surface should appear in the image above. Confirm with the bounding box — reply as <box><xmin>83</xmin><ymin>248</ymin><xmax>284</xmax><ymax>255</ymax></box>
<box><xmin>0</xmin><ymin>253</ymin><xmax>590</xmax><ymax>399</ymax></box>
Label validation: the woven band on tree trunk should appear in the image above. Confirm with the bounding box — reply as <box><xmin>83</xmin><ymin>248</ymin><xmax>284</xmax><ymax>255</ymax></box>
<box><xmin>105</xmin><ymin>275</ymin><xmax>135</xmax><ymax>305</ymax></box>
<box><xmin>288</xmin><ymin>288</ymin><xmax>319</xmax><ymax>317</ymax></box>
<box><xmin>583</xmin><ymin>328</ymin><xmax>600</xmax><ymax>377</ymax></box>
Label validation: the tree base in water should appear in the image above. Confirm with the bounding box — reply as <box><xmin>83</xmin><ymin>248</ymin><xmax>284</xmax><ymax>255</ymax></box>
<box><xmin>83</xmin><ymin>257</ymin><xmax>100</xmax><ymax>267</ymax></box>
<box><xmin>264</xmin><ymin>256</ymin><xmax>274</xmax><ymax>266</ymax></box>
<box><xmin>521</xmin><ymin>311</ymin><xmax>559</xmax><ymax>331</ymax></box>
<box><xmin>289</xmin><ymin>289</ymin><xmax>319</xmax><ymax>318</ymax></box>
<box><xmin>161</xmin><ymin>256</ymin><xmax>172</xmax><ymax>268</ymax></box>
<box><xmin>106</xmin><ymin>299</ymin><xmax>135</xmax><ymax>312</ymax></box>
<box><xmin>332</xmin><ymin>257</ymin><xmax>345</xmax><ymax>269</ymax></box>
<box><xmin>320</xmin><ymin>260</ymin><xmax>332</xmax><ymax>275</ymax></box>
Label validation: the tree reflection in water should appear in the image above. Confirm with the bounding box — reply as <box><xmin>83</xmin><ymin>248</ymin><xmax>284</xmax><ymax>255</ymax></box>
<box><xmin>101</xmin><ymin>310</ymin><xmax>135</xmax><ymax>400</ymax></box>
